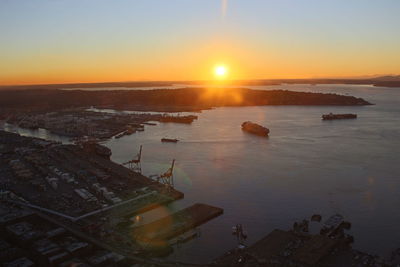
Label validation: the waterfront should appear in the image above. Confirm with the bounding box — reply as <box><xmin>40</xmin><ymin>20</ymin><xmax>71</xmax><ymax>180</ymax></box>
<box><xmin>108</xmin><ymin>84</ymin><xmax>400</xmax><ymax>263</ymax></box>
<box><xmin>2</xmin><ymin>84</ymin><xmax>400</xmax><ymax>264</ymax></box>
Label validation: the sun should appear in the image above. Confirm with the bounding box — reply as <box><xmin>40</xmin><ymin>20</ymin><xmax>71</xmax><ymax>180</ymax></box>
<box><xmin>214</xmin><ymin>65</ymin><xmax>228</xmax><ymax>78</ymax></box>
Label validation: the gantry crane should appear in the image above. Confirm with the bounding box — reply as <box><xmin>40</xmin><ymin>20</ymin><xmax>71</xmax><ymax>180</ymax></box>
<box><xmin>150</xmin><ymin>159</ymin><xmax>175</xmax><ymax>189</ymax></box>
<box><xmin>123</xmin><ymin>145</ymin><xmax>142</xmax><ymax>173</ymax></box>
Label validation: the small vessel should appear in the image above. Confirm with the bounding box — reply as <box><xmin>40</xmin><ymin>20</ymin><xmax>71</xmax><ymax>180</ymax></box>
<box><xmin>161</xmin><ymin>138</ymin><xmax>179</xmax><ymax>143</ymax></box>
<box><xmin>322</xmin><ymin>113</ymin><xmax>357</xmax><ymax>120</ymax></box>
<box><xmin>320</xmin><ymin>214</ymin><xmax>344</xmax><ymax>235</ymax></box>
<box><xmin>241</xmin><ymin>121</ymin><xmax>269</xmax><ymax>137</ymax></box>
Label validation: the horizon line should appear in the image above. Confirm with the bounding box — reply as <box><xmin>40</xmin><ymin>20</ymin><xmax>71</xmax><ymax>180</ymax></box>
<box><xmin>1</xmin><ymin>75</ymin><xmax>399</xmax><ymax>87</ymax></box>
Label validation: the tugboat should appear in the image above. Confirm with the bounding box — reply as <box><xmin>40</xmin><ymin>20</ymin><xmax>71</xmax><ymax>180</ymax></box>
<box><xmin>322</xmin><ymin>113</ymin><xmax>357</xmax><ymax>120</ymax></box>
<box><xmin>241</xmin><ymin>121</ymin><xmax>269</xmax><ymax>137</ymax></box>
<box><xmin>161</xmin><ymin>138</ymin><xmax>179</xmax><ymax>143</ymax></box>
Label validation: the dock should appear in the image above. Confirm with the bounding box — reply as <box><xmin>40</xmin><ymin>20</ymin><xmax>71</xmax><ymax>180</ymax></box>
<box><xmin>212</xmin><ymin>214</ymin><xmax>394</xmax><ymax>267</ymax></box>
<box><xmin>133</xmin><ymin>203</ymin><xmax>223</xmax><ymax>244</ymax></box>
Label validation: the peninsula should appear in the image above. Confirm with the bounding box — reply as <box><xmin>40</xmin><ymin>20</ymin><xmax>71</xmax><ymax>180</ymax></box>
<box><xmin>0</xmin><ymin>87</ymin><xmax>371</xmax><ymax>114</ymax></box>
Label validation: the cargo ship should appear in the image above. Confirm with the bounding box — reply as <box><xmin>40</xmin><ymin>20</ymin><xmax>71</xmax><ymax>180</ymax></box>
<box><xmin>241</xmin><ymin>121</ymin><xmax>270</xmax><ymax>137</ymax></box>
<box><xmin>322</xmin><ymin>113</ymin><xmax>357</xmax><ymax>120</ymax></box>
<box><xmin>161</xmin><ymin>138</ymin><xmax>179</xmax><ymax>143</ymax></box>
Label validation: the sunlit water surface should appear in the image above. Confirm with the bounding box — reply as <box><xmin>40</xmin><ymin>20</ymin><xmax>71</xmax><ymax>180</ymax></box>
<box><xmin>3</xmin><ymin>84</ymin><xmax>400</xmax><ymax>263</ymax></box>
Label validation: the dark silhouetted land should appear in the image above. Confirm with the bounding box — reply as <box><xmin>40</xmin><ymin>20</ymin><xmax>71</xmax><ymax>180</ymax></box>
<box><xmin>1</xmin><ymin>76</ymin><xmax>400</xmax><ymax>91</ymax></box>
<box><xmin>0</xmin><ymin>88</ymin><xmax>371</xmax><ymax>114</ymax></box>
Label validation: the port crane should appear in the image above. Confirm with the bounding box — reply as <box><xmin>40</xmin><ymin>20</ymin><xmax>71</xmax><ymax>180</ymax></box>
<box><xmin>150</xmin><ymin>159</ymin><xmax>175</xmax><ymax>189</ymax></box>
<box><xmin>123</xmin><ymin>145</ymin><xmax>142</xmax><ymax>173</ymax></box>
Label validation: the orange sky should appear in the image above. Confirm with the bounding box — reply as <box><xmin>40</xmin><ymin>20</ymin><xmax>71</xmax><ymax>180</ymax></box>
<box><xmin>1</xmin><ymin>1</ymin><xmax>399</xmax><ymax>85</ymax></box>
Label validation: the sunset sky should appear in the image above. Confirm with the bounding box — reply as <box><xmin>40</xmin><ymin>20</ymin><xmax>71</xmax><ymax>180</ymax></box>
<box><xmin>0</xmin><ymin>0</ymin><xmax>399</xmax><ymax>85</ymax></box>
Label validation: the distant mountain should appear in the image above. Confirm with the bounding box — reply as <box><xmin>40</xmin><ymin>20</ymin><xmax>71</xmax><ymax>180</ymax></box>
<box><xmin>371</xmin><ymin>75</ymin><xmax>400</xmax><ymax>82</ymax></box>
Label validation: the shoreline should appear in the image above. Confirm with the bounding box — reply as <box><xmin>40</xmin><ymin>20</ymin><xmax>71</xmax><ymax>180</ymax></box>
<box><xmin>0</xmin><ymin>85</ymin><xmax>398</xmax><ymax>266</ymax></box>
<box><xmin>3</xmin><ymin>101</ymin><xmax>400</xmax><ymax>264</ymax></box>
<box><xmin>0</xmin><ymin>88</ymin><xmax>372</xmax><ymax>116</ymax></box>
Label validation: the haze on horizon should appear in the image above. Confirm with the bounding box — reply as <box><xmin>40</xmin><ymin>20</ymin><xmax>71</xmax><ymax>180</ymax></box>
<box><xmin>0</xmin><ymin>0</ymin><xmax>399</xmax><ymax>85</ymax></box>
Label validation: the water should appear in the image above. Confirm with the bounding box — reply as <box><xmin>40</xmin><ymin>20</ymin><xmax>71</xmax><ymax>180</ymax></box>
<box><xmin>3</xmin><ymin>84</ymin><xmax>400</xmax><ymax>263</ymax></box>
<box><xmin>107</xmin><ymin>84</ymin><xmax>400</xmax><ymax>263</ymax></box>
<box><xmin>1</xmin><ymin>123</ymin><xmax>71</xmax><ymax>144</ymax></box>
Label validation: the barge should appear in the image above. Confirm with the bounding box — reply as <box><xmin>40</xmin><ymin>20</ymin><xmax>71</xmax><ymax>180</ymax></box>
<box><xmin>241</xmin><ymin>121</ymin><xmax>270</xmax><ymax>137</ymax></box>
<box><xmin>161</xmin><ymin>138</ymin><xmax>179</xmax><ymax>143</ymax></box>
<box><xmin>322</xmin><ymin>113</ymin><xmax>357</xmax><ymax>120</ymax></box>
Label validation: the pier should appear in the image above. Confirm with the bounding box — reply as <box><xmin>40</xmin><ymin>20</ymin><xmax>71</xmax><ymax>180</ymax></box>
<box><xmin>133</xmin><ymin>203</ymin><xmax>223</xmax><ymax>244</ymax></box>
